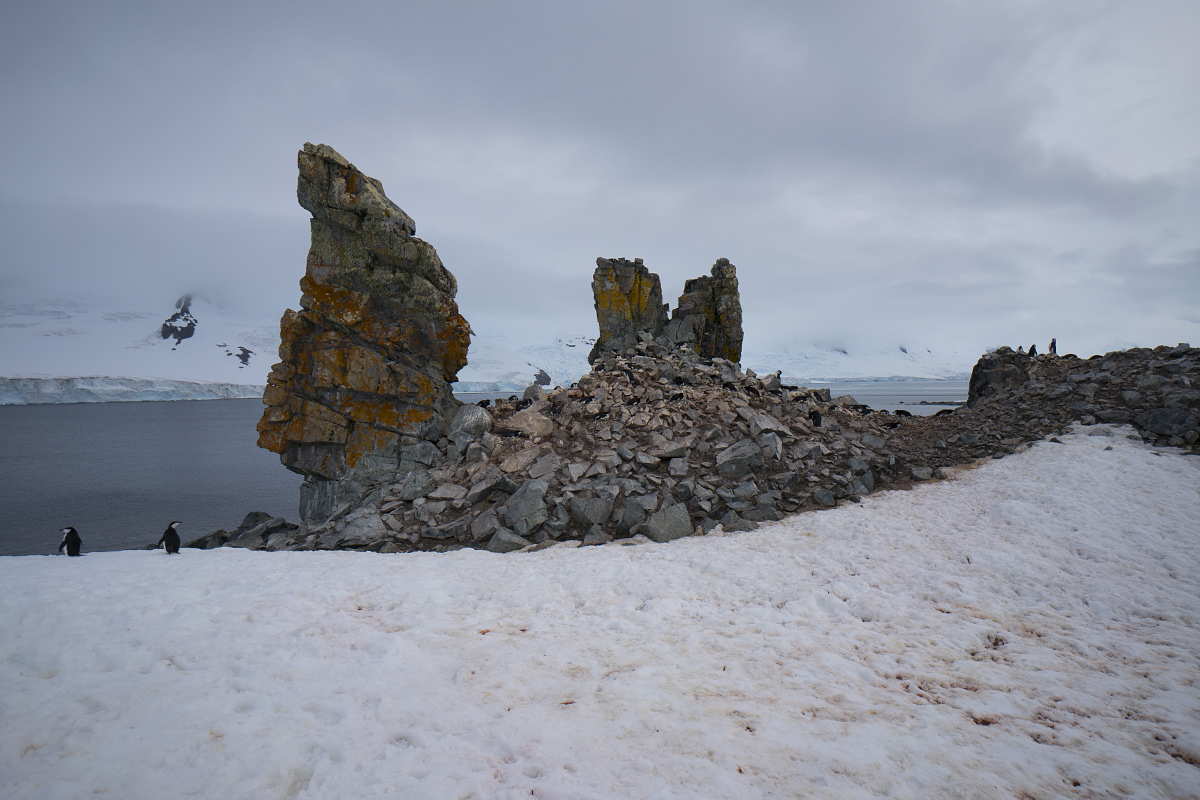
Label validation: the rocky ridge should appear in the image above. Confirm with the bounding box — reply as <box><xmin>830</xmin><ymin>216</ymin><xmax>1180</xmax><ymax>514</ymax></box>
<box><xmin>197</xmin><ymin>340</ymin><xmax>1197</xmax><ymax>553</ymax></box>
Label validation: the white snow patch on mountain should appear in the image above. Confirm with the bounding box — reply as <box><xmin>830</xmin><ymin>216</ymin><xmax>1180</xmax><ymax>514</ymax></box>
<box><xmin>743</xmin><ymin>343</ymin><xmax>973</xmax><ymax>382</ymax></box>
<box><xmin>2</xmin><ymin>299</ymin><xmax>973</xmax><ymax>403</ymax></box>
<box><xmin>0</xmin><ymin>298</ymin><xmax>279</xmax><ymax>399</ymax></box>
<box><xmin>2</xmin><ymin>425</ymin><xmax>1198</xmax><ymax>798</ymax></box>
<box><xmin>456</xmin><ymin>334</ymin><xmax>594</xmax><ymax>393</ymax></box>
<box><xmin>516</xmin><ymin>335</ymin><xmax>594</xmax><ymax>387</ymax></box>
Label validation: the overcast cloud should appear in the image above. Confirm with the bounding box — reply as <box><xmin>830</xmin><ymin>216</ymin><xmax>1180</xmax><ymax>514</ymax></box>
<box><xmin>2</xmin><ymin>0</ymin><xmax>1197</xmax><ymax>359</ymax></box>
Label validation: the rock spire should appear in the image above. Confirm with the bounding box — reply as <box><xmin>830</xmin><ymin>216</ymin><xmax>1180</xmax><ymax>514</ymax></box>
<box><xmin>589</xmin><ymin>256</ymin><xmax>744</xmax><ymax>363</ymax></box>
<box><xmin>587</xmin><ymin>257</ymin><xmax>668</xmax><ymax>363</ymax></box>
<box><xmin>257</xmin><ymin>143</ymin><xmax>471</xmax><ymax>522</ymax></box>
<box><xmin>666</xmin><ymin>258</ymin><xmax>743</xmax><ymax>363</ymax></box>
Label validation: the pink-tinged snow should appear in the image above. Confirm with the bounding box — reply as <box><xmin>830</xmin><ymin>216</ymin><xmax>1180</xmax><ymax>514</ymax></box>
<box><xmin>2</xmin><ymin>425</ymin><xmax>1198</xmax><ymax>800</ymax></box>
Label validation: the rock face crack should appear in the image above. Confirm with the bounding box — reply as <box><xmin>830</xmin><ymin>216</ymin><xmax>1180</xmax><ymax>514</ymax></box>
<box><xmin>257</xmin><ymin>143</ymin><xmax>470</xmax><ymax>523</ymax></box>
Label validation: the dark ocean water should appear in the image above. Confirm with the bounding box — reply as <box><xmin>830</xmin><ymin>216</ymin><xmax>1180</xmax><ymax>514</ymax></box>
<box><xmin>811</xmin><ymin>379</ymin><xmax>969</xmax><ymax>414</ymax></box>
<box><xmin>0</xmin><ymin>399</ymin><xmax>302</xmax><ymax>557</ymax></box>
<box><xmin>0</xmin><ymin>380</ymin><xmax>968</xmax><ymax>558</ymax></box>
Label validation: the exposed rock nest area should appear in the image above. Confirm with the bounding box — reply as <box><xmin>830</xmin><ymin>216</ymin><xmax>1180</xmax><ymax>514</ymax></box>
<box><xmin>189</xmin><ymin>341</ymin><xmax>1199</xmax><ymax>554</ymax></box>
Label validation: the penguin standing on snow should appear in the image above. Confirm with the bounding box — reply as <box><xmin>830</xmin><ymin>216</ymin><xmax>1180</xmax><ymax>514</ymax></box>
<box><xmin>157</xmin><ymin>521</ymin><xmax>182</xmax><ymax>554</ymax></box>
<box><xmin>58</xmin><ymin>527</ymin><xmax>82</xmax><ymax>557</ymax></box>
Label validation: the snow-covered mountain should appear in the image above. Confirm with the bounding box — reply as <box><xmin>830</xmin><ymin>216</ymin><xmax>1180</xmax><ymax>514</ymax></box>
<box><xmin>1</xmin><ymin>298</ymin><xmax>973</xmax><ymax>404</ymax></box>
<box><xmin>0</xmin><ymin>297</ymin><xmax>278</xmax><ymax>404</ymax></box>
<box><xmin>742</xmin><ymin>343</ymin><xmax>973</xmax><ymax>383</ymax></box>
<box><xmin>456</xmin><ymin>334</ymin><xmax>594</xmax><ymax>393</ymax></box>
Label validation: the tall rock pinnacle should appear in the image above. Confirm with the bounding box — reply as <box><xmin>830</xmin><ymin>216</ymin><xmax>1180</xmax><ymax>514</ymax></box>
<box><xmin>587</xmin><ymin>257</ymin><xmax>669</xmax><ymax>364</ymax></box>
<box><xmin>589</xmin><ymin>256</ymin><xmax>744</xmax><ymax>363</ymax></box>
<box><xmin>257</xmin><ymin>143</ymin><xmax>470</xmax><ymax>519</ymax></box>
<box><xmin>667</xmin><ymin>258</ymin><xmax>743</xmax><ymax>363</ymax></box>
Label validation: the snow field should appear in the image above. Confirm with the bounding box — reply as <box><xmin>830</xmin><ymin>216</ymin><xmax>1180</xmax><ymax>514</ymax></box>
<box><xmin>1</xmin><ymin>425</ymin><xmax>1198</xmax><ymax>799</ymax></box>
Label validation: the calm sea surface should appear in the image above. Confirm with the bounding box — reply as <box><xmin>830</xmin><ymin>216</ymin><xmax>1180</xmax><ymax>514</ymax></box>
<box><xmin>0</xmin><ymin>399</ymin><xmax>302</xmax><ymax>557</ymax></box>
<box><xmin>0</xmin><ymin>380</ymin><xmax>967</xmax><ymax>557</ymax></box>
<box><xmin>809</xmin><ymin>379</ymin><xmax>969</xmax><ymax>413</ymax></box>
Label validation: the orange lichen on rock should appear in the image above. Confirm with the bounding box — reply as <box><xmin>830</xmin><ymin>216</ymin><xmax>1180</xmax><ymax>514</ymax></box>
<box><xmin>257</xmin><ymin>144</ymin><xmax>470</xmax><ymax>519</ymax></box>
<box><xmin>587</xmin><ymin>257</ymin><xmax>668</xmax><ymax>363</ymax></box>
<box><xmin>588</xmin><ymin>255</ymin><xmax>744</xmax><ymax>364</ymax></box>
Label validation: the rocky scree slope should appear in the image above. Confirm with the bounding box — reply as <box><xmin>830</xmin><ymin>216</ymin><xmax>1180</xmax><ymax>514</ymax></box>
<box><xmin>194</xmin><ymin>340</ymin><xmax>1197</xmax><ymax>553</ymax></box>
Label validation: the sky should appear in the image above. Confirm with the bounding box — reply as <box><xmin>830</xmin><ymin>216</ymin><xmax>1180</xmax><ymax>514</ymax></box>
<box><xmin>1</xmin><ymin>0</ymin><xmax>1198</xmax><ymax>361</ymax></box>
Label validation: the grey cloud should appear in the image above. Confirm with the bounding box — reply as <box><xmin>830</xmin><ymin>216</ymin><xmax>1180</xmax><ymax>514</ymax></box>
<box><xmin>1</xmin><ymin>0</ymin><xmax>1197</xmax><ymax>365</ymax></box>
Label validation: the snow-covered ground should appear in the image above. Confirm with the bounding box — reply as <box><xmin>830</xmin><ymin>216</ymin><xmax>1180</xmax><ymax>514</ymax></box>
<box><xmin>3</xmin><ymin>424</ymin><xmax>1198</xmax><ymax>799</ymax></box>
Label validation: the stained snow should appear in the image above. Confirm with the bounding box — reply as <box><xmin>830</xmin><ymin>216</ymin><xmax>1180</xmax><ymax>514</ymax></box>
<box><xmin>2</xmin><ymin>425</ymin><xmax>1198</xmax><ymax>799</ymax></box>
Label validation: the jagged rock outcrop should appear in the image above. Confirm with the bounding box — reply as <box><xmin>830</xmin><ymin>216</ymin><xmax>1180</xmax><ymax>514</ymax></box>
<box><xmin>257</xmin><ymin>143</ymin><xmax>471</xmax><ymax>523</ymax></box>
<box><xmin>962</xmin><ymin>342</ymin><xmax>1199</xmax><ymax>447</ymax></box>
<box><xmin>182</xmin><ymin>511</ymin><xmax>300</xmax><ymax>550</ymax></box>
<box><xmin>220</xmin><ymin>340</ymin><xmax>1197</xmax><ymax>554</ymax></box>
<box><xmin>967</xmin><ymin>346</ymin><xmax>1032</xmax><ymax>405</ymax></box>
<box><xmin>589</xmin><ymin>257</ymin><xmax>744</xmax><ymax>364</ymax></box>
<box><xmin>666</xmin><ymin>258</ymin><xmax>743</xmax><ymax>362</ymax></box>
<box><xmin>161</xmin><ymin>294</ymin><xmax>198</xmax><ymax>347</ymax></box>
<box><xmin>587</xmin><ymin>258</ymin><xmax>668</xmax><ymax>363</ymax></box>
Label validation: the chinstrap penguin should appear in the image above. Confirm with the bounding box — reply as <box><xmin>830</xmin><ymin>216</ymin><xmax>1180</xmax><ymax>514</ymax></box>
<box><xmin>58</xmin><ymin>527</ymin><xmax>82</xmax><ymax>557</ymax></box>
<box><xmin>157</xmin><ymin>521</ymin><xmax>182</xmax><ymax>554</ymax></box>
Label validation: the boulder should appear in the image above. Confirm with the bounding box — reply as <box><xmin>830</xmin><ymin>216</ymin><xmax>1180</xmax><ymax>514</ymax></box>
<box><xmin>501</xmin><ymin>479</ymin><xmax>550</xmax><ymax>536</ymax></box>
<box><xmin>486</xmin><ymin>529</ymin><xmax>531</xmax><ymax>553</ymax></box>
<box><xmin>967</xmin><ymin>347</ymin><xmax>1031</xmax><ymax>406</ymax></box>
<box><xmin>715</xmin><ymin>439</ymin><xmax>763</xmax><ymax>478</ymax></box>
<box><xmin>568</xmin><ymin>497</ymin><xmax>614</xmax><ymax>526</ymax></box>
<box><xmin>501</xmin><ymin>408</ymin><xmax>554</xmax><ymax>439</ymax></box>
<box><xmin>448</xmin><ymin>405</ymin><xmax>492</xmax><ymax>439</ymax></box>
<box><xmin>639</xmin><ymin>503</ymin><xmax>693</xmax><ymax>543</ymax></box>
<box><xmin>1135</xmin><ymin>408</ymin><xmax>1198</xmax><ymax>438</ymax></box>
<box><xmin>395</xmin><ymin>469</ymin><xmax>435</xmax><ymax>501</ymax></box>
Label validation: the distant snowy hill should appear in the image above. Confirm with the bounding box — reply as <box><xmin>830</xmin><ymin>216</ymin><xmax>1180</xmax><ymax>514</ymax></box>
<box><xmin>457</xmin><ymin>336</ymin><xmax>972</xmax><ymax>393</ymax></box>
<box><xmin>0</xmin><ymin>297</ymin><xmax>279</xmax><ymax>404</ymax></box>
<box><xmin>455</xmin><ymin>334</ymin><xmax>594</xmax><ymax>393</ymax></box>
<box><xmin>1</xmin><ymin>298</ymin><xmax>972</xmax><ymax>404</ymax></box>
<box><xmin>743</xmin><ymin>343</ymin><xmax>973</xmax><ymax>382</ymax></box>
